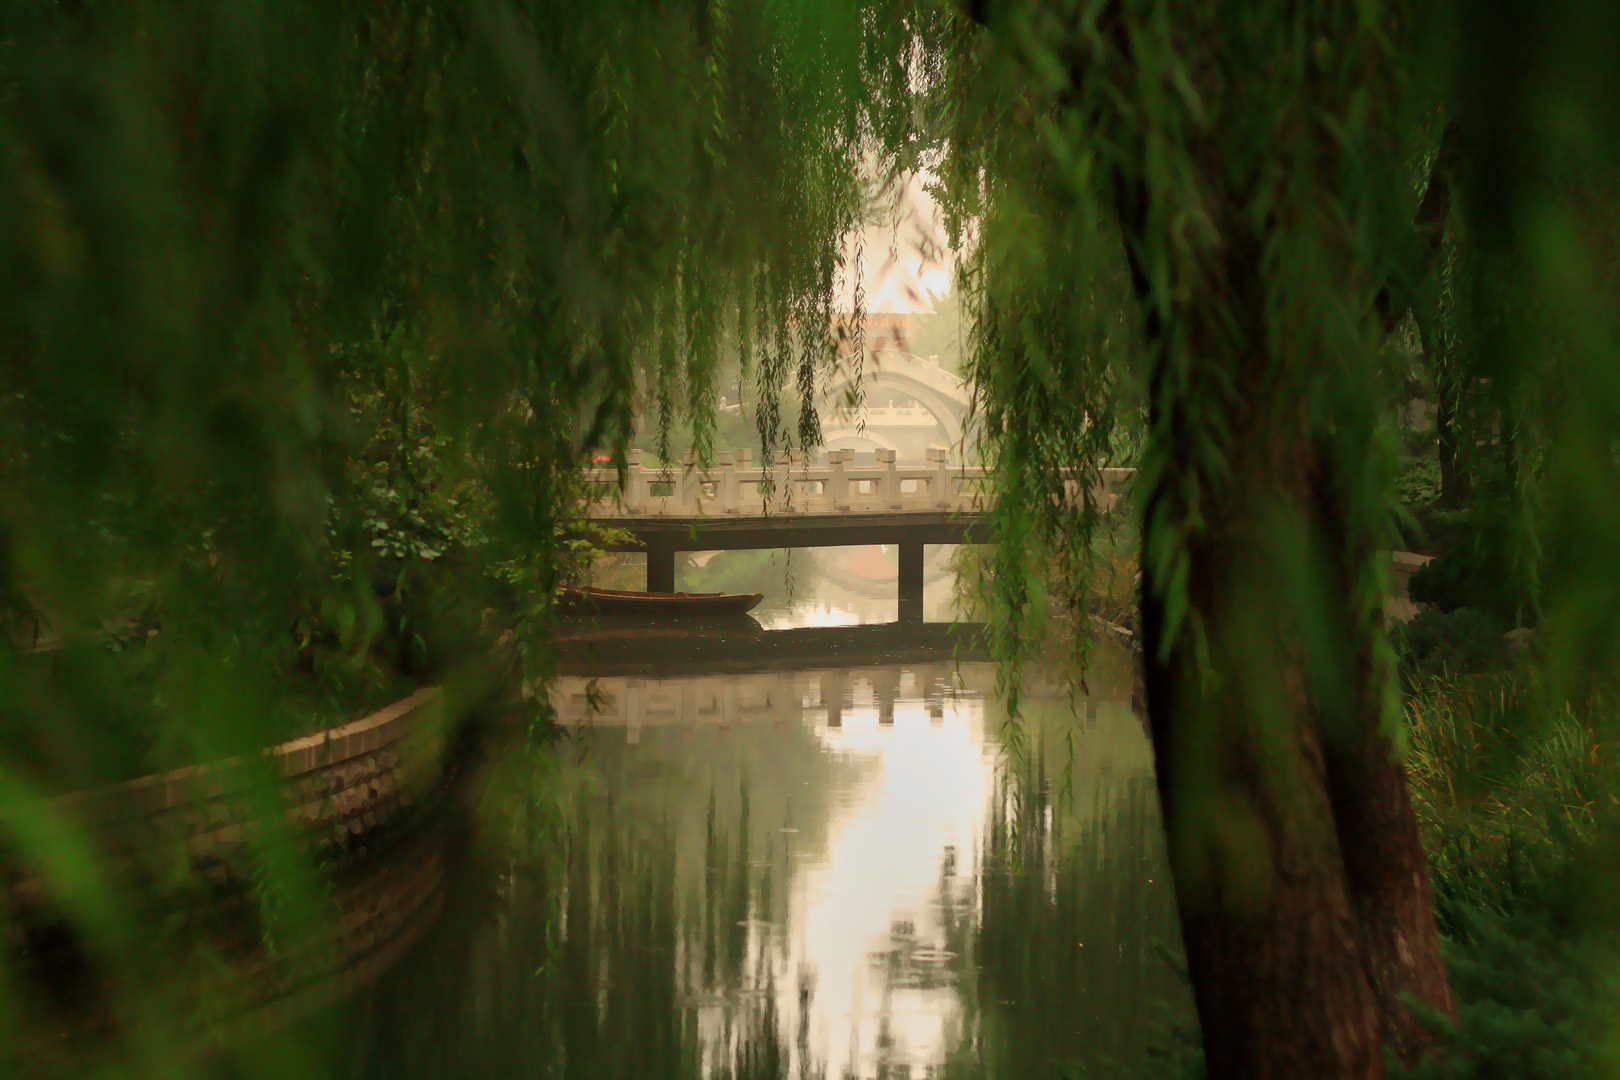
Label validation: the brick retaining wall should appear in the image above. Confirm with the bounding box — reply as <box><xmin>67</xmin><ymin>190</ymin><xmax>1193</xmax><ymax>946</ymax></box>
<box><xmin>4</xmin><ymin>687</ymin><xmax>454</xmax><ymax>1070</ymax></box>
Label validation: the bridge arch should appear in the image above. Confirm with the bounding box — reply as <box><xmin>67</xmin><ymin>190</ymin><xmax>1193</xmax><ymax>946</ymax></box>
<box><xmin>819</xmin><ymin>425</ymin><xmax>900</xmax><ymax>452</ymax></box>
<box><xmin>818</xmin><ymin>350</ymin><xmax>975</xmax><ymax>457</ymax></box>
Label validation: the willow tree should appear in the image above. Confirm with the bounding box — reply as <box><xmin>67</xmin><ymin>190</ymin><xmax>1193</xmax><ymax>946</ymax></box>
<box><xmin>927</xmin><ymin>2</ymin><xmax>1620</xmax><ymax>1077</ymax></box>
<box><xmin>0</xmin><ymin>1</ymin><xmax>923</xmax><ymax>1069</ymax></box>
<box><xmin>5</xmin><ymin>0</ymin><xmax>1618</xmax><ymax>1074</ymax></box>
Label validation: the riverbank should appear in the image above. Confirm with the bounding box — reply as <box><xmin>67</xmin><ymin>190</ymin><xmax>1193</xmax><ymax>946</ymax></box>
<box><xmin>0</xmin><ymin>680</ymin><xmax>531</xmax><ymax>1077</ymax></box>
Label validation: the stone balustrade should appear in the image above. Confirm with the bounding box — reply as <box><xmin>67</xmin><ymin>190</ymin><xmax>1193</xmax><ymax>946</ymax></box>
<box><xmin>583</xmin><ymin>448</ymin><xmax>1133</xmax><ymax>519</ymax></box>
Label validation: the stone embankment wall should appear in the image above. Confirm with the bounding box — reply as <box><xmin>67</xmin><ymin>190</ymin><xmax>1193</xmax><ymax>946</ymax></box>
<box><xmin>4</xmin><ymin>687</ymin><xmax>452</xmax><ymax>1066</ymax></box>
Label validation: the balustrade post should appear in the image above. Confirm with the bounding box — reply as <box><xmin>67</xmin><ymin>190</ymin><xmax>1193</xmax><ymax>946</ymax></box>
<box><xmin>791</xmin><ymin>448</ymin><xmax>807</xmax><ymax>510</ymax></box>
<box><xmin>716</xmin><ymin>451</ymin><xmax>736</xmax><ymax>514</ymax></box>
<box><xmin>681</xmin><ymin>449</ymin><xmax>700</xmax><ymax>514</ymax></box>
<box><xmin>876</xmin><ymin>448</ymin><xmax>900</xmax><ymax>508</ymax></box>
<box><xmin>624</xmin><ymin>449</ymin><xmax>645</xmax><ymax>513</ymax></box>
<box><xmin>773</xmin><ymin>450</ymin><xmax>793</xmax><ymax>509</ymax></box>
<box><xmin>926</xmin><ymin>445</ymin><xmax>951</xmax><ymax>508</ymax></box>
<box><xmin>735</xmin><ymin>448</ymin><xmax>755</xmax><ymax>512</ymax></box>
<box><xmin>828</xmin><ymin>448</ymin><xmax>850</xmax><ymax>511</ymax></box>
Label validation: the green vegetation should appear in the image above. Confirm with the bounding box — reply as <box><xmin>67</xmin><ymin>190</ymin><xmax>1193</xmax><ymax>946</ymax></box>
<box><xmin>1</xmin><ymin>1</ymin><xmax>1619</xmax><ymax>1078</ymax></box>
<box><xmin>1393</xmin><ymin>669</ymin><xmax>1620</xmax><ymax>1079</ymax></box>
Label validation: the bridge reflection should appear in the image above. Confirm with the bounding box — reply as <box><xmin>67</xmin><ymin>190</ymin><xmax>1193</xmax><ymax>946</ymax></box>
<box><xmin>549</xmin><ymin>618</ymin><xmax>1133</xmax><ymax>738</ymax></box>
<box><xmin>551</xmin><ymin>617</ymin><xmax>992</xmax><ymax>676</ymax></box>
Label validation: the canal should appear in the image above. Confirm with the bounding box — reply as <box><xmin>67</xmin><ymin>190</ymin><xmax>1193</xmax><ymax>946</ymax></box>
<box><xmin>294</xmin><ymin>546</ymin><xmax>1192</xmax><ymax>1079</ymax></box>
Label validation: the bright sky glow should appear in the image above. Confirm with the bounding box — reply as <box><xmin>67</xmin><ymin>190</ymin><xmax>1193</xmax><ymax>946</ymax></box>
<box><xmin>836</xmin><ymin>170</ymin><xmax>956</xmax><ymax>314</ymax></box>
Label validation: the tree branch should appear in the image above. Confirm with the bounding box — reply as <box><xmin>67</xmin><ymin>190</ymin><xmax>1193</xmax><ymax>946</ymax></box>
<box><xmin>1374</xmin><ymin>122</ymin><xmax>1459</xmax><ymax>337</ymax></box>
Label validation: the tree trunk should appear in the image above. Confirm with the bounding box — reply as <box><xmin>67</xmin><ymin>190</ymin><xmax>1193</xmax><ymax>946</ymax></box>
<box><xmin>1419</xmin><ymin>315</ymin><xmax>1471</xmax><ymax>511</ymax></box>
<box><xmin>1129</xmin><ymin>227</ymin><xmax>1457</xmax><ymax>1079</ymax></box>
<box><xmin>1436</xmin><ymin>374</ymin><xmax>1471</xmax><ymax>509</ymax></box>
<box><xmin>998</xmin><ymin>0</ymin><xmax>1463</xmax><ymax>1070</ymax></box>
<box><xmin>1139</xmin><ymin>420</ymin><xmax>1456</xmax><ymax>1078</ymax></box>
<box><xmin>1141</xmin><ymin>560</ymin><xmax>1388</xmax><ymax>1078</ymax></box>
<box><xmin>1321</xmin><ymin>715</ymin><xmax>1457</xmax><ymax>1063</ymax></box>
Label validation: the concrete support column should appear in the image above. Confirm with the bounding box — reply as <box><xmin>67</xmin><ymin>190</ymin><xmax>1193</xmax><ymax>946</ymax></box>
<box><xmin>824</xmin><ymin>669</ymin><xmax>845</xmax><ymax>728</ymax></box>
<box><xmin>877</xmin><ymin>667</ymin><xmax>899</xmax><ymax>725</ymax></box>
<box><xmin>899</xmin><ymin>538</ymin><xmax>925</xmax><ymax>624</ymax></box>
<box><xmin>646</xmin><ymin>542</ymin><xmax>677</xmax><ymax>593</ymax></box>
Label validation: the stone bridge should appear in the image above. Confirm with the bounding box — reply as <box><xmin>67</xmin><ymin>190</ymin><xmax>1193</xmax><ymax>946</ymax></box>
<box><xmin>583</xmin><ymin>451</ymin><xmax>1134</xmax><ymax>620</ymax></box>
<box><xmin>818</xmin><ymin>349</ymin><xmax>975</xmax><ymax>459</ymax></box>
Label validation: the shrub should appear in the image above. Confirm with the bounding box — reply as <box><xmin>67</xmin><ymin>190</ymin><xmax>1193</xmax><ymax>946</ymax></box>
<box><xmin>1406</xmin><ymin>500</ymin><xmax>1537</xmax><ymax>626</ymax></box>
<box><xmin>1398</xmin><ymin>608</ymin><xmax>1516</xmax><ymax>676</ymax></box>
<box><xmin>1398</xmin><ymin>454</ymin><xmax>1442</xmax><ymax>507</ymax></box>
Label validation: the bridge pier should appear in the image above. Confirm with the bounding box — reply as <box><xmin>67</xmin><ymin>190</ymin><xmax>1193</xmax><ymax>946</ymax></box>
<box><xmin>898</xmin><ymin>539</ymin><xmax>925</xmax><ymax>624</ymax></box>
<box><xmin>646</xmin><ymin>543</ymin><xmax>677</xmax><ymax>593</ymax></box>
<box><xmin>824</xmin><ymin>669</ymin><xmax>844</xmax><ymax>728</ymax></box>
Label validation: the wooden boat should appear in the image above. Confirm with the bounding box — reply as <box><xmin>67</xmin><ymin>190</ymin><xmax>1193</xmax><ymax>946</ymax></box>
<box><xmin>552</xmin><ymin>615</ymin><xmax>764</xmax><ymax>648</ymax></box>
<box><xmin>560</xmin><ymin>586</ymin><xmax>765</xmax><ymax>618</ymax></box>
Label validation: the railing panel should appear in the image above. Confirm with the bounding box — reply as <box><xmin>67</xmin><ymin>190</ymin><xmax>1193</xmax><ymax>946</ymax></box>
<box><xmin>579</xmin><ymin>458</ymin><xmax>1135</xmax><ymax>518</ymax></box>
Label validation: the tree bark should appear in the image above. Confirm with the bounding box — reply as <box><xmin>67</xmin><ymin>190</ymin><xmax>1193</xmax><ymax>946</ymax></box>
<box><xmin>1141</xmin><ymin>536</ymin><xmax>1390</xmax><ymax>1079</ymax></box>
<box><xmin>1123</xmin><ymin>155</ymin><xmax>1456</xmax><ymax>1080</ymax></box>
<box><xmin>1320</xmin><ymin>714</ymin><xmax>1457</xmax><ymax>1063</ymax></box>
<box><xmin>1138</xmin><ymin>364</ymin><xmax>1456</xmax><ymax>1078</ymax></box>
<box><xmin>1418</xmin><ymin>316</ymin><xmax>1471</xmax><ymax>509</ymax></box>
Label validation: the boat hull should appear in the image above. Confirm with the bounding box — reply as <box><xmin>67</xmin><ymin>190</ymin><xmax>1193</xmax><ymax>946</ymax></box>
<box><xmin>560</xmin><ymin>587</ymin><xmax>765</xmax><ymax>618</ymax></box>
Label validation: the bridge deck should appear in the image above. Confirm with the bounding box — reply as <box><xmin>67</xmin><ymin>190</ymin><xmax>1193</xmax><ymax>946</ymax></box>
<box><xmin>592</xmin><ymin>509</ymin><xmax>992</xmax><ymax>552</ymax></box>
<box><xmin>583</xmin><ymin>455</ymin><xmax>1133</xmax><ymax>598</ymax></box>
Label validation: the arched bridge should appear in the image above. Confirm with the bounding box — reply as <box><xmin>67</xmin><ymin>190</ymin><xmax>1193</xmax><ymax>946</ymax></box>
<box><xmin>818</xmin><ymin>350</ymin><xmax>976</xmax><ymax>458</ymax></box>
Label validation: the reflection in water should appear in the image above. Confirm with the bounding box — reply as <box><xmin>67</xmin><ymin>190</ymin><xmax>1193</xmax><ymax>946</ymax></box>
<box><xmin>295</xmin><ymin>643</ymin><xmax>1190</xmax><ymax>1080</ymax></box>
<box><xmin>946</xmin><ymin>749</ymin><xmax>1193</xmax><ymax>1078</ymax></box>
<box><xmin>593</xmin><ymin>545</ymin><xmax>974</xmax><ymax>628</ymax></box>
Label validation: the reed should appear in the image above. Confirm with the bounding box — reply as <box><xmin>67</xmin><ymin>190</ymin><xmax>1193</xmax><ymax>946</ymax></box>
<box><xmin>1391</xmin><ymin>670</ymin><xmax>1620</xmax><ymax>1078</ymax></box>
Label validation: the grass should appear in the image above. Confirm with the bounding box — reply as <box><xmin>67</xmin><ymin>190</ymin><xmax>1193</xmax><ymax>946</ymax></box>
<box><xmin>1404</xmin><ymin>671</ymin><xmax>1612</xmax><ymax>907</ymax></box>
<box><xmin>1396</xmin><ymin>668</ymin><xmax>1620</xmax><ymax>1077</ymax></box>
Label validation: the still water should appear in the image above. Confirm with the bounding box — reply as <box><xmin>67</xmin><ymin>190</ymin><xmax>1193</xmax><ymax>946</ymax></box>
<box><xmin>592</xmin><ymin>544</ymin><xmax>970</xmax><ymax>626</ymax></box>
<box><xmin>308</xmin><ymin>547</ymin><xmax>1191</xmax><ymax>1079</ymax></box>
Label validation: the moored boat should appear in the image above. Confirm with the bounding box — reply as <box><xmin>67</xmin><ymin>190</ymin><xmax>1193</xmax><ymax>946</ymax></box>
<box><xmin>560</xmin><ymin>585</ymin><xmax>765</xmax><ymax>617</ymax></box>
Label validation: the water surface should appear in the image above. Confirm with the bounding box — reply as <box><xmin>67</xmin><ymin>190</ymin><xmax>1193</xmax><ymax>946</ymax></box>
<box><xmin>306</xmin><ymin>548</ymin><xmax>1190</xmax><ymax>1079</ymax></box>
